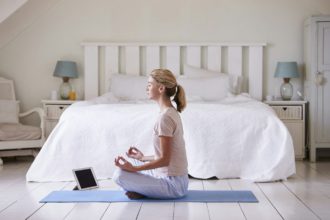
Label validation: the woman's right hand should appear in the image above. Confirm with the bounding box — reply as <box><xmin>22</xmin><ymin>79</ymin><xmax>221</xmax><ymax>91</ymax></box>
<box><xmin>126</xmin><ymin>146</ymin><xmax>144</xmax><ymax>160</ymax></box>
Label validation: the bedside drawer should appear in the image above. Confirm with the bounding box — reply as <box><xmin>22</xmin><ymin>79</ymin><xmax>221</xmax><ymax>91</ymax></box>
<box><xmin>271</xmin><ymin>105</ymin><xmax>302</xmax><ymax>120</ymax></box>
<box><xmin>45</xmin><ymin>105</ymin><xmax>69</xmax><ymax>119</ymax></box>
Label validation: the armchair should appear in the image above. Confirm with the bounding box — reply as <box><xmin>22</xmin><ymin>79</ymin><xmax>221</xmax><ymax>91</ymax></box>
<box><xmin>0</xmin><ymin>77</ymin><xmax>45</xmax><ymax>165</ymax></box>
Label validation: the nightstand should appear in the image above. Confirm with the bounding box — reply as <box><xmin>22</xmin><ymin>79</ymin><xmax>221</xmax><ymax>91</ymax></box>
<box><xmin>264</xmin><ymin>100</ymin><xmax>308</xmax><ymax>160</ymax></box>
<box><xmin>41</xmin><ymin>100</ymin><xmax>76</xmax><ymax>138</ymax></box>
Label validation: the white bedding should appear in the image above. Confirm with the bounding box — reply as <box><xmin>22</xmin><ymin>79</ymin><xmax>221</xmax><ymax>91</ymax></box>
<box><xmin>26</xmin><ymin>94</ymin><xmax>295</xmax><ymax>182</ymax></box>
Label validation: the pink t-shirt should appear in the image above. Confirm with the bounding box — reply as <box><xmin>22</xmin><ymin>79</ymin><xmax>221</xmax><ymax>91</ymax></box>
<box><xmin>153</xmin><ymin>107</ymin><xmax>188</xmax><ymax>177</ymax></box>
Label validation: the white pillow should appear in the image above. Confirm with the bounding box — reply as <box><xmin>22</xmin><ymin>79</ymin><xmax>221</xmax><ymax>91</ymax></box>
<box><xmin>178</xmin><ymin>75</ymin><xmax>229</xmax><ymax>101</ymax></box>
<box><xmin>0</xmin><ymin>100</ymin><xmax>19</xmax><ymax>123</ymax></box>
<box><xmin>109</xmin><ymin>74</ymin><xmax>148</xmax><ymax>101</ymax></box>
<box><xmin>184</xmin><ymin>64</ymin><xmax>225</xmax><ymax>77</ymax></box>
<box><xmin>183</xmin><ymin>64</ymin><xmax>243</xmax><ymax>94</ymax></box>
<box><xmin>89</xmin><ymin>92</ymin><xmax>120</xmax><ymax>104</ymax></box>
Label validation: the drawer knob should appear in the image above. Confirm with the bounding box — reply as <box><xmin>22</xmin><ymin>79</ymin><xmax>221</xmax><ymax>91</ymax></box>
<box><xmin>282</xmin><ymin>107</ymin><xmax>287</xmax><ymax>111</ymax></box>
<box><xmin>59</xmin><ymin>106</ymin><xmax>64</xmax><ymax>110</ymax></box>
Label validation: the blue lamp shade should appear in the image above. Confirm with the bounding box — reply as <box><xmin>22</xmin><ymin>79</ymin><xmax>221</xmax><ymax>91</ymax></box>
<box><xmin>274</xmin><ymin>62</ymin><xmax>299</xmax><ymax>78</ymax></box>
<box><xmin>274</xmin><ymin>62</ymin><xmax>300</xmax><ymax>101</ymax></box>
<box><xmin>53</xmin><ymin>61</ymin><xmax>78</xmax><ymax>78</ymax></box>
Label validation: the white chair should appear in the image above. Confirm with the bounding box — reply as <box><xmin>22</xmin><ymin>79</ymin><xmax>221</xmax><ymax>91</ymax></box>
<box><xmin>0</xmin><ymin>77</ymin><xmax>45</xmax><ymax>165</ymax></box>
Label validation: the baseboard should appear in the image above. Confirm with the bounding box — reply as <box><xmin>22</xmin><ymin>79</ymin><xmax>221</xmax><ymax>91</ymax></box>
<box><xmin>316</xmin><ymin>148</ymin><xmax>330</xmax><ymax>161</ymax></box>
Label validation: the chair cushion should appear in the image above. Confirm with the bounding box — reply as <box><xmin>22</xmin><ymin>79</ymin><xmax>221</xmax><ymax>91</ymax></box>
<box><xmin>0</xmin><ymin>100</ymin><xmax>19</xmax><ymax>123</ymax></box>
<box><xmin>0</xmin><ymin>123</ymin><xmax>41</xmax><ymax>141</ymax></box>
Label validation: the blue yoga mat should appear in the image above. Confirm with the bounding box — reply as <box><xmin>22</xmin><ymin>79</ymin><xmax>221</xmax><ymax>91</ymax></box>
<box><xmin>40</xmin><ymin>190</ymin><xmax>258</xmax><ymax>203</ymax></box>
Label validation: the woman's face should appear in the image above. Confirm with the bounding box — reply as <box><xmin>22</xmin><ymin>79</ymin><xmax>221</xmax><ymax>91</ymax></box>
<box><xmin>146</xmin><ymin>76</ymin><xmax>161</xmax><ymax>100</ymax></box>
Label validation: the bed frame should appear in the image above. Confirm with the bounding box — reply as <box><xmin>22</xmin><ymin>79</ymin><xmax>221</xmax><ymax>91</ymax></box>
<box><xmin>81</xmin><ymin>42</ymin><xmax>266</xmax><ymax>100</ymax></box>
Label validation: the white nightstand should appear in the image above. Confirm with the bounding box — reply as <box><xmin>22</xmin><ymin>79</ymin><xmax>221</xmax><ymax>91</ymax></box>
<box><xmin>264</xmin><ymin>100</ymin><xmax>308</xmax><ymax>160</ymax></box>
<box><xmin>41</xmin><ymin>100</ymin><xmax>76</xmax><ymax>138</ymax></box>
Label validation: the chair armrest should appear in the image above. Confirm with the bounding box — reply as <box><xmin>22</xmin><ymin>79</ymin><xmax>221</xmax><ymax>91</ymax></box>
<box><xmin>19</xmin><ymin>107</ymin><xmax>45</xmax><ymax>140</ymax></box>
<box><xmin>19</xmin><ymin>107</ymin><xmax>44</xmax><ymax>118</ymax></box>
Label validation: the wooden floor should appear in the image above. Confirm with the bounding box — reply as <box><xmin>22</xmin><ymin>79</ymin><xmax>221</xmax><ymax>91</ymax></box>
<box><xmin>0</xmin><ymin>158</ymin><xmax>329</xmax><ymax>220</ymax></box>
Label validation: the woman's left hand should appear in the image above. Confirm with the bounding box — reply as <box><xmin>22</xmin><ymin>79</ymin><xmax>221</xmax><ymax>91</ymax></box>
<box><xmin>114</xmin><ymin>156</ymin><xmax>137</xmax><ymax>172</ymax></box>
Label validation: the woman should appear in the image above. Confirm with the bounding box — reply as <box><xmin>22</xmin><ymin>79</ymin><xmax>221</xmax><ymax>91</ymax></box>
<box><xmin>113</xmin><ymin>69</ymin><xmax>188</xmax><ymax>199</ymax></box>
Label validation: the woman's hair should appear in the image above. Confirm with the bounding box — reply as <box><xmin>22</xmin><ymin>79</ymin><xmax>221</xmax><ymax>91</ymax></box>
<box><xmin>150</xmin><ymin>69</ymin><xmax>186</xmax><ymax>112</ymax></box>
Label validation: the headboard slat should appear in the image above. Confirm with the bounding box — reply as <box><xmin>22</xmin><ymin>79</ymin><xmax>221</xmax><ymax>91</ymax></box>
<box><xmin>186</xmin><ymin>46</ymin><xmax>202</xmax><ymax>68</ymax></box>
<box><xmin>166</xmin><ymin>46</ymin><xmax>180</xmax><ymax>75</ymax></box>
<box><xmin>146</xmin><ymin>46</ymin><xmax>160</xmax><ymax>74</ymax></box>
<box><xmin>105</xmin><ymin>46</ymin><xmax>119</xmax><ymax>91</ymax></box>
<box><xmin>84</xmin><ymin>46</ymin><xmax>99</xmax><ymax>100</ymax></box>
<box><xmin>207</xmin><ymin>46</ymin><xmax>222</xmax><ymax>72</ymax></box>
<box><xmin>228</xmin><ymin>46</ymin><xmax>243</xmax><ymax>76</ymax></box>
<box><xmin>125</xmin><ymin>46</ymin><xmax>140</xmax><ymax>75</ymax></box>
<box><xmin>248</xmin><ymin>46</ymin><xmax>263</xmax><ymax>100</ymax></box>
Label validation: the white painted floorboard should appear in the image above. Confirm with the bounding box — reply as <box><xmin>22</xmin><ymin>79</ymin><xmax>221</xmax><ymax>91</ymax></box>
<box><xmin>0</xmin><ymin>158</ymin><xmax>329</xmax><ymax>220</ymax></box>
<box><xmin>102</xmin><ymin>202</ymin><xmax>141</xmax><ymax>220</ymax></box>
<box><xmin>0</xmin><ymin>181</ymin><xmax>68</xmax><ymax>220</ymax></box>
<box><xmin>258</xmin><ymin>181</ymin><xmax>319</xmax><ymax>220</ymax></box>
<box><xmin>204</xmin><ymin>180</ymin><xmax>245</xmax><ymax>220</ymax></box>
<box><xmin>174</xmin><ymin>179</ymin><xmax>209</xmax><ymax>220</ymax></box>
<box><xmin>229</xmin><ymin>179</ymin><xmax>283</xmax><ymax>220</ymax></box>
<box><xmin>28</xmin><ymin>182</ymin><xmax>76</xmax><ymax>220</ymax></box>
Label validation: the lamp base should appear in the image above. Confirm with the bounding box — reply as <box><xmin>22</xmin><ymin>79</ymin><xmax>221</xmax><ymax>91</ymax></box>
<box><xmin>59</xmin><ymin>81</ymin><xmax>72</xmax><ymax>100</ymax></box>
<box><xmin>280</xmin><ymin>78</ymin><xmax>293</xmax><ymax>100</ymax></box>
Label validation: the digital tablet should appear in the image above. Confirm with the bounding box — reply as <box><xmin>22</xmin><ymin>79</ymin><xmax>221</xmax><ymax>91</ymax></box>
<box><xmin>72</xmin><ymin>167</ymin><xmax>99</xmax><ymax>190</ymax></box>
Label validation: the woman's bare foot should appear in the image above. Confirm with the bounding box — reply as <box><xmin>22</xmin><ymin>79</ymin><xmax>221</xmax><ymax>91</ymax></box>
<box><xmin>125</xmin><ymin>191</ymin><xmax>145</xmax><ymax>199</ymax></box>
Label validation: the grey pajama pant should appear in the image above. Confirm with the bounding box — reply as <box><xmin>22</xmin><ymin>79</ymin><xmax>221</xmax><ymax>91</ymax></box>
<box><xmin>112</xmin><ymin>159</ymin><xmax>189</xmax><ymax>199</ymax></box>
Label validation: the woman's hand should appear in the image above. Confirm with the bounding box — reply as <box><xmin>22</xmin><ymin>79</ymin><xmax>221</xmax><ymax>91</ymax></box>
<box><xmin>126</xmin><ymin>146</ymin><xmax>144</xmax><ymax>160</ymax></box>
<box><xmin>114</xmin><ymin>156</ymin><xmax>137</xmax><ymax>172</ymax></box>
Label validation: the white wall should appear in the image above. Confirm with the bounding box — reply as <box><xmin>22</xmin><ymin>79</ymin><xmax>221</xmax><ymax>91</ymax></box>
<box><xmin>0</xmin><ymin>0</ymin><xmax>330</xmax><ymax>124</ymax></box>
<box><xmin>0</xmin><ymin>0</ymin><xmax>28</xmax><ymax>23</ymax></box>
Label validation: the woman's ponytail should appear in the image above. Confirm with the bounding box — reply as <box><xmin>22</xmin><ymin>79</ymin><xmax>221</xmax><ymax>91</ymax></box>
<box><xmin>173</xmin><ymin>85</ymin><xmax>186</xmax><ymax>113</ymax></box>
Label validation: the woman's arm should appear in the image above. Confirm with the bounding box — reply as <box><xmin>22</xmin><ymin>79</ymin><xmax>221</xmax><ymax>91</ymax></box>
<box><xmin>141</xmin><ymin>155</ymin><xmax>155</xmax><ymax>162</ymax></box>
<box><xmin>135</xmin><ymin>136</ymin><xmax>171</xmax><ymax>171</ymax></box>
<box><xmin>126</xmin><ymin>146</ymin><xmax>154</xmax><ymax>162</ymax></box>
<box><xmin>115</xmin><ymin>136</ymin><xmax>171</xmax><ymax>172</ymax></box>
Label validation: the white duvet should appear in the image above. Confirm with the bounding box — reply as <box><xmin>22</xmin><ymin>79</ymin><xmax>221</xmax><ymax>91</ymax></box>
<box><xmin>26</xmin><ymin>95</ymin><xmax>295</xmax><ymax>182</ymax></box>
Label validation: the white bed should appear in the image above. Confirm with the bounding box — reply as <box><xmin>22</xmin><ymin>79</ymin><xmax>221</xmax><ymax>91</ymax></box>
<box><xmin>26</xmin><ymin>42</ymin><xmax>296</xmax><ymax>182</ymax></box>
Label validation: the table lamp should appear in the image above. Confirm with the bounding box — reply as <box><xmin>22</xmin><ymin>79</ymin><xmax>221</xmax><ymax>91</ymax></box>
<box><xmin>274</xmin><ymin>62</ymin><xmax>299</xmax><ymax>100</ymax></box>
<box><xmin>53</xmin><ymin>61</ymin><xmax>78</xmax><ymax>100</ymax></box>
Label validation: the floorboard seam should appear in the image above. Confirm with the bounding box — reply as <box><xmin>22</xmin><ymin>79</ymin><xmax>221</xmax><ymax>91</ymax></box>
<box><xmin>256</xmin><ymin>183</ymin><xmax>284</xmax><ymax>220</ymax></box>
<box><xmin>282</xmin><ymin>181</ymin><xmax>322</xmax><ymax>220</ymax></box>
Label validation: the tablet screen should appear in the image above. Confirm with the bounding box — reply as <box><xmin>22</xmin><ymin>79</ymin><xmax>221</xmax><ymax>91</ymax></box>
<box><xmin>73</xmin><ymin>167</ymin><xmax>98</xmax><ymax>190</ymax></box>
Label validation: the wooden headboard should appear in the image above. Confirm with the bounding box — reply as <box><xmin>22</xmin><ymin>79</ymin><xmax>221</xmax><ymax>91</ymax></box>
<box><xmin>81</xmin><ymin>42</ymin><xmax>266</xmax><ymax>100</ymax></box>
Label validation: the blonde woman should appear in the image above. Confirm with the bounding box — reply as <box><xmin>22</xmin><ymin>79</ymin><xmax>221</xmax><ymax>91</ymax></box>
<box><xmin>113</xmin><ymin>69</ymin><xmax>188</xmax><ymax>199</ymax></box>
